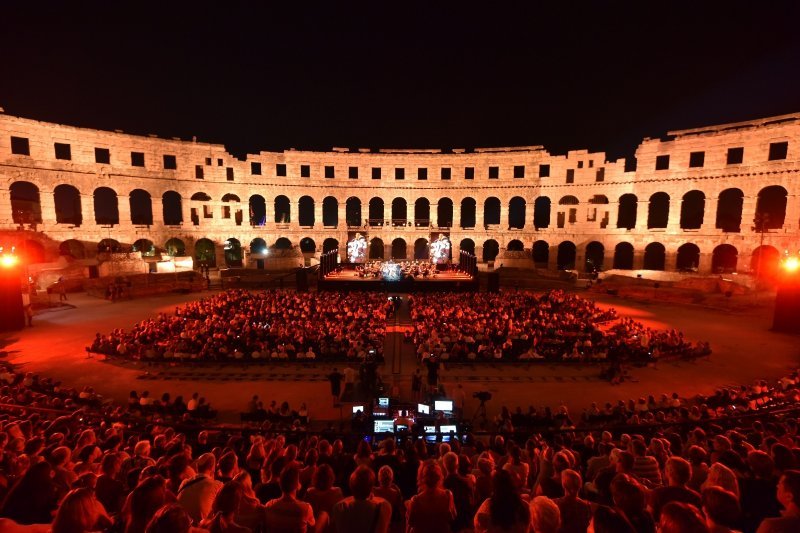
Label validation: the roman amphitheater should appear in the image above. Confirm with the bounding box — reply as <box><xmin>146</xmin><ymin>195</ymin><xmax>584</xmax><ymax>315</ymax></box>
<box><xmin>0</xmin><ymin>110</ymin><xmax>798</xmax><ymax>278</ymax></box>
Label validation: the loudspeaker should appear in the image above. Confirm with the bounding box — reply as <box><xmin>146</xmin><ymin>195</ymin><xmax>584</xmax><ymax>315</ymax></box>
<box><xmin>0</xmin><ymin>266</ymin><xmax>25</xmax><ymax>331</ymax></box>
<box><xmin>487</xmin><ymin>272</ymin><xmax>500</xmax><ymax>293</ymax></box>
<box><xmin>774</xmin><ymin>279</ymin><xmax>800</xmax><ymax>334</ymax></box>
<box><xmin>296</xmin><ymin>269</ymin><xmax>308</xmax><ymax>292</ymax></box>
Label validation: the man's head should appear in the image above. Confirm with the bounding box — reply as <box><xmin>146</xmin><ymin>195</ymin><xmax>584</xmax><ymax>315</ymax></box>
<box><xmin>195</xmin><ymin>453</ymin><xmax>216</xmax><ymax>475</ymax></box>
<box><xmin>702</xmin><ymin>486</ymin><xmax>740</xmax><ymax>530</ymax></box>
<box><xmin>560</xmin><ymin>469</ymin><xmax>582</xmax><ymax>496</ymax></box>
<box><xmin>349</xmin><ymin>465</ymin><xmax>376</xmax><ymax>500</ymax></box>
<box><xmin>279</xmin><ymin>465</ymin><xmax>300</xmax><ymax>495</ymax></box>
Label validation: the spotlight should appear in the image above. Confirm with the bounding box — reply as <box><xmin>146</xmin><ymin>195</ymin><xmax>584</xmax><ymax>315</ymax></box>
<box><xmin>0</xmin><ymin>255</ymin><xmax>18</xmax><ymax>268</ymax></box>
<box><xmin>783</xmin><ymin>256</ymin><xmax>800</xmax><ymax>273</ymax></box>
<box><xmin>263</xmin><ymin>248</ymin><xmax>269</xmax><ymax>255</ymax></box>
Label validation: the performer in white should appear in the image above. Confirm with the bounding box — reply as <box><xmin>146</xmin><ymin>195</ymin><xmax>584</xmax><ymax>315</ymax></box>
<box><xmin>347</xmin><ymin>233</ymin><xmax>367</xmax><ymax>263</ymax></box>
<box><xmin>430</xmin><ymin>234</ymin><xmax>451</xmax><ymax>264</ymax></box>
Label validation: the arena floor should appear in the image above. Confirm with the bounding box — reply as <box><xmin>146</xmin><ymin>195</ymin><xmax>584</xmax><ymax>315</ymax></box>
<box><xmin>1</xmin><ymin>289</ymin><xmax>798</xmax><ymax>427</ymax></box>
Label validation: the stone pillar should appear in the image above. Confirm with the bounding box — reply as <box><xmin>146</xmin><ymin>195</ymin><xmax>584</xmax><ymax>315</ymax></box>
<box><xmin>430</xmin><ymin>203</ymin><xmax>438</xmax><ymax>228</ymax></box>
<box><xmin>499</xmin><ymin>203</ymin><xmax>508</xmax><ymax>229</ymax></box>
<box><xmin>337</xmin><ymin>202</ymin><xmax>347</xmax><ymax>228</ymax></box>
<box><xmin>476</xmin><ymin>206</ymin><xmax>485</xmax><ymax>229</ymax></box>
<box><xmin>181</xmin><ymin>198</ymin><xmax>191</xmax><ymax>226</ymax></box>
<box><xmin>152</xmin><ymin>196</ymin><xmax>165</xmax><ymax>226</ymax></box>
<box><xmin>784</xmin><ymin>194</ymin><xmax>800</xmax><ymax>231</ymax></box>
<box><xmin>314</xmin><ymin>202</ymin><xmax>323</xmax><ymax>229</ymax></box>
<box><xmin>0</xmin><ymin>187</ymin><xmax>12</xmax><ymax>225</ymax></box>
<box><xmin>383</xmin><ymin>243</ymin><xmax>392</xmax><ymax>260</ymax></box>
<box><xmin>118</xmin><ymin>194</ymin><xmax>132</xmax><ymax>225</ymax></box>
<box><xmin>547</xmin><ymin>245</ymin><xmax>559</xmax><ymax>270</ymax></box>
<box><xmin>40</xmin><ymin>190</ymin><xmax>57</xmax><ymax>226</ymax></box>
<box><xmin>741</xmin><ymin>195</ymin><xmax>757</xmax><ymax>234</ymax></box>
<box><xmin>667</xmin><ymin>196</ymin><xmax>682</xmax><ymax>230</ymax></box>
<box><xmin>80</xmin><ymin>194</ymin><xmax>95</xmax><ymax>227</ymax></box>
<box><xmin>635</xmin><ymin>200</ymin><xmax>649</xmax><ymax>230</ymax></box>
<box><xmin>453</xmin><ymin>204</ymin><xmax>462</xmax><ymax>228</ymax></box>
<box><xmin>701</xmin><ymin>196</ymin><xmax>718</xmax><ymax>231</ymax></box>
<box><xmin>697</xmin><ymin>251</ymin><xmax>713</xmax><ymax>274</ymax></box>
<box><xmin>633</xmin><ymin>248</ymin><xmax>645</xmax><ymax>270</ymax></box>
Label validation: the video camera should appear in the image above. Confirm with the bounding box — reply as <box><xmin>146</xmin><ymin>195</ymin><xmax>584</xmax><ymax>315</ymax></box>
<box><xmin>473</xmin><ymin>391</ymin><xmax>492</xmax><ymax>402</ymax></box>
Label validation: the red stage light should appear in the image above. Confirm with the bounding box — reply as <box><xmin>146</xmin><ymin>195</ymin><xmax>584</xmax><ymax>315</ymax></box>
<box><xmin>783</xmin><ymin>257</ymin><xmax>800</xmax><ymax>273</ymax></box>
<box><xmin>0</xmin><ymin>255</ymin><xmax>19</xmax><ymax>268</ymax></box>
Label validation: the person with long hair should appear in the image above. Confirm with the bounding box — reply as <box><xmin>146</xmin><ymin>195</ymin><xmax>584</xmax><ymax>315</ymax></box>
<box><xmin>51</xmin><ymin>487</ymin><xmax>113</xmax><ymax>533</ymax></box>
<box><xmin>474</xmin><ymin>469</ymin><xmax>530</xmax><ymax>533</ymax></box>
<box><xmin>372</xmin><ymin>465</ymin><xmax>405</xmax><ymax>533</ymax></box>
<box><xmin>0</xmin><ymin>461</ymin><xmax>59</xmax><ymax>525</ymax></box>
<box><xmin>123</xmin><ymin>475</ymin><xmax>169</xmax><ymax>533</ymax></box>
<box><xmin>231</xmin><ymin>472</ymin><xmax>266</xmax><ymax>532</ymax></box>
<box><xmin>144</xmin><ymin>504</ymin><xmax>192</xmax><ymax>533</ymax></box>
<box><xmin>304</xmin><ymin>464</ymin><xmax>344</xmax><ymax>525</ymax></box>
<box><xmin>407</xmin><ymin>462</ymin><xmax>456</xmax><ymax>533</ymax></box>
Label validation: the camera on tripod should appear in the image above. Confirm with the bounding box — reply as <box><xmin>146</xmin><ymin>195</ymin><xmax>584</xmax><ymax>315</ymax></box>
<box><xmin>473</xmin><ymin>391</ymin><xmax>492</xmax><ymax>403</ymax></box>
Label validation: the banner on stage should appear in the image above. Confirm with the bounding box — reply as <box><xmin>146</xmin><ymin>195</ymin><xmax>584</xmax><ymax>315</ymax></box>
<box><xmin>346</xmin><ymin>233</ymin><xmax>368</xmax><ymax>263</ymax></box>
<box><xmin>429</xmin><ymin>234</ymin><xmax>451</xmax><ymax>264</ymax></box>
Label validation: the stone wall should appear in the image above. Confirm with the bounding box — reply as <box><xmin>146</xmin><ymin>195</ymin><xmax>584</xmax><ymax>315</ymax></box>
<box><xmin>1</xmin><ymin>111</ymin><xmax>798</xmax><ymax>276</ymax></box>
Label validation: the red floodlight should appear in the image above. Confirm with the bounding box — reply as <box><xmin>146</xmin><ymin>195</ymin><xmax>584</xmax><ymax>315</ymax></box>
<box><xmin>782</xmin><ymin>256</ymin><xmax>800</xmax><ymax>273</ymax></box>
<box><xmin>0</xmin><ymin>254</ymin><xmax>19</xmax><ymax>268</ymax></box>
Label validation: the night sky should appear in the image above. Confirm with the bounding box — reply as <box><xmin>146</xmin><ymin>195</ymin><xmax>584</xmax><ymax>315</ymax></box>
<box><xmin>2</xmin><ymin>1</ymin><xmax>799</xmax><ymax>161</ymax></box>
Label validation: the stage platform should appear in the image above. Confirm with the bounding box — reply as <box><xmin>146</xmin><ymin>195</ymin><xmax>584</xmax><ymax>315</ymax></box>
<box><xmin>319</xmin><ymin>269</ymin><xmax>478</xmax><ymax>292</ymax></box>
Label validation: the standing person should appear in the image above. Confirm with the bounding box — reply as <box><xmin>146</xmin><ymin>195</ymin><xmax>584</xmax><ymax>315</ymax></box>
<box><xmin>425</xmin><ymin>358</ymin><xmax>440</xmax><ymax>397</ymax></box>
<box><xmin>342</xmin><ymin>367</ymin><xmax>357</xmax><ymax>400</ymax></box>
<box><xmin>57</xmin><ymin>277</ymin><xmax>68</xmax><ymax>301</ymax></box>
<box><xmin>328</xmin><ymin>368</ymin><xmax>344</xmax><ymax>406</ymax></box>
<box><xmin>330</xmin><ymin>466</ymin><xmax>391</xmax><ymax>533</ymax></box>
<box><xmin>411</xmin><ymin>369</ymin><xmax>423</xmax><ymax>403</ymax></box>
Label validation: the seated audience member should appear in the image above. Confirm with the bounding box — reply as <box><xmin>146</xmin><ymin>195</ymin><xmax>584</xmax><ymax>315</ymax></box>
<box><xmin>264</xmin><ymin>466</ymin><xmax>315</xmax><ymax>532</ymax></box>
<box><xmin>757</xmin><ymin>470</ymin><xmax>800</xmax><ymax>533</ymax></box>
<box><xmin>474</xmin><ymin>469</ymin><xmax>531</xmax><ymax>533</ymax></box>
<box><xmin>331</xmin><ymin>465</ymin><xmax>391</xmax><ymax>533</ymax></box>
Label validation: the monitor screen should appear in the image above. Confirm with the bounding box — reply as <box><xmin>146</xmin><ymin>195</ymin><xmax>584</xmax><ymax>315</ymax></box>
<box><xmin>396</xmin><ymin>424</ymin><xmax>408</xmax><ymax>431</ymax></box>
<box><xmin>377</xmin><ymin>397</ymin><xmax>389</xmax><ymax>408</ymax></box>
<box><xmin>424</xmin><ymin>425</ymin><xmax>437</xmax><ymax>434</ymax></box>
<box><xmin>417</xmin><ymin>403</ymin><xmax>430</xmax><ymax>414</ymax></box>
<box><xmin>434</xmin><ymin>400</ymin><xmax>453</xmax><ymax>412</ymax></box>
<box><xmin>352</xmin><ymin>405</ymin><xmax>365</xmax><ymax>414</ymax></box>
<box><xmin>439</xmin><ymin>425</ymin><xmax>457</xmax><ymax>434</ymax></box>
<box><xmin>373</xmin><ymin>420</ymin><xmax>394</xmax><ymax>433</ymax></box>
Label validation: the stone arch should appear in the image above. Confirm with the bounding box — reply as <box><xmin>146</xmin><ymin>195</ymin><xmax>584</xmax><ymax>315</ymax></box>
<box><xmin>162</xmin><ymin>190</ymin><xmax>183</xmax><ymax>225</ymax></box>
<box><xmin>414</xmin><ymin>238</ymin><xmax>429</xmax><ymax>259</ymax></box>
<box><xmin>368</xmin><ymin>197</ymin><xmax>384</xmax><ymax>223</ymax></box>
<box><xmin>299</xmin><ymin>237</ymin><xmax>316</xmax><ymax>253</ymax></box>
<box><xmin>460</xmin><ymin>198</ymin><xmax>477</xmax><ymax>228</ymax></box>
<box><xmin>249</xmin><ymin>194</ymin><xmax>266</xmax><ymax>226</ymax></box>
<box><xmin>459</xmin><ymin>238</ymin><xmax>475</xmax><ymax>255</ymax></box>
<box><xmin>613</xmin><ymin>242</ymin><xmax>634</xmax><ymax>270</ymax></box>
<box><xmin>133</xmin><ymin>238</ymin><xmax>156</xmax><ymax>257</ymax></box>
<box><xmin>93</xmin><ymin>187</ymin><xmax>119</xmax><ymax>225</ymax></box>
<box><xmin>437</xmin><ymin>198</ymin><xmax>453</xmax><ymax>228</ymax></box>
<box><xmin>755</xmin><ymin>185</ymin><xmax>788</xmax><ymax>229</ymax></box>
<box><xmin>643</xmin><ymin>242</ymin><xmax>666</xmax><ymax>270</ymax></box>
<box><xmin>532</xmin><ymin>240</ymin><xmax>549</xmax><ymax>265</ymax></box>
<box><xmin>508</xmin><ymin>197</ymin><xmax>526</xmax><ymax>229</ymax></box>
<box><xmin>22</xmin><ymin>239</ymin><xmax>45</xmax><ymax>264</ymax></box>
<box><xmin>557</xmin><ymin>241</ymin><xmax>576</xmax><ymax>270</ymax></box>
<box><xmin>298</xmin><ymin>196</ymin><xmax>315</xmax><ymax>226</ymax></box>
<box><xmin>585</xmin><ymin>241</ymin><xmax>604</xmax><ymax>272</ymax></box>
<box><xmin>59</xmin><ymin>239</ymin><xmax>86</xmax><ymax>259</ymax></box>
<box><xmin>224</xmin><ymin>238</ymin><xmax>243</xmax><ymax>267</ymax></box>
<box><xmin>391</xmin><ymin>198</ymin><xmax>408</xmax><ymax>224</ymax></box>
<box><xmin>274</xmin><ymin>195</ymin><xmax>291</xmax><ymax>223</ymax></box>
<box><xmin>483</xmin><ymin>239</ymin><xmax>500</xmax><ymax>262</ymax></box>
<box><xmin>221</xmin><ymin>193</ymin><xmax>242</xmax><ymax>224</ymax></box>
<box><xmin>507</xmin><ymin>239</ymin><xmax>524</xmax><ymax>251</ymax></box>
<box><xmin>716</xmin><ymin>188</ymin><xmax>743</xmax><ymax>232</ymax></box>
<box><xmin>533</xmin><ymin>196</ymin><xmax>551</xmax><ymax>229</ymax></box>
<box><xmin>164</xmin><ymin>238</ymin><xmax>186</xmax><ymax>256</ymax></box>
<box><xmin>589</xmin><ymin>195</ymin><xmax>609</xmax><ymax>204</ymax></box>
<box><xmin>322</xmin><ymin>196</ymin><xmax>338</xmax><ymax>227</ymax></box>
<box><xmin>194</xmin><ymin>238</ymin><xmax>216</xmax><ymax>267</ymax></box>
<box><xmin>221</xmin><ymin>193</ymin><xmax>240</xmax><ymax>202</ymax></box>
<box><xmin>191</xmin><ymin>192</ymin><xmax>211</xmax><ymax>201</ymax></box>
<box><xmin>370</xmin><ymin>237</ymin><xmax>385</xmax><ymax>259</ymax></box>
<box><xmin>322</xmin><ymin>238</ymin><xmax>339</xmax><ymax>253</ymax></box>
<box><xmin>346</xmin><ymin>197</ymin><xmax>362</xmax><ymax>227</ymax></box>
<box><xmin>484</xmin><ymin>197</ymin><xmax>501</xmax><ymax>225</ymax></box>
<box><xmin>617</xmin><ymin>193</ymin><xmax>638</xmax><ymax>229</ymax></box>
<box><xmin>712</xmin><ymin>244</ymin><xmax>738</xmax><ymax>273</ymax></box>
<box><xmin>558</xmin><ymin>195</ymin><xmax>579</xmax><ymax>205</ymax></box>
<box><xmin>751</xmin><ymin>245</ymin><xmax>780</xmax><ymax>278</ymax></box>
<box><xmin>647</xmin><ymin>192</ymin><xmax>670</xmax><ymax>229</ymax></box>
<box><xmin>10</xmin><ymin>181</ymin><xmax>42</xmax><ymax>224</ymax></box>
<box><xmin>274</xmin><ymin>237</ymin><xmax>292</xmax><ymax>250</ymax></box>
<box><xmin>391</xmin><ymin>238</ymin><xmax>407</xmax><ymax>259</ymax></box>
<box><xmin>249</xmin><ymin>238</ymin><xmax>267</xmax><ymax>254</ymax></box>
<box><xmin>54</xmin><ymin>184</ymin><xmax>82</xmax><ymax>225</ymax></box>
<box><xmin>676</xmin><ymin>243</ymin><xmax>700</xmax><ymax>271</ymax></box>
<box><xmin>680</xmin><ymin>190</ymin><xmax>705</xmax><ymax>230</ymax></box>
<box><xmin>414</xmin><ymin>198</ymin><xmax>430</xmax><ymax>226</ymax></box>
<box><xmin>98</xmin><ymin>238</ymin><xmax>122</xmax><ymax>253</ymax></box>
<box><xmin>129</xmin><ymin>189</ymin><xmax>153</xmax><ymax>225</ymax></box>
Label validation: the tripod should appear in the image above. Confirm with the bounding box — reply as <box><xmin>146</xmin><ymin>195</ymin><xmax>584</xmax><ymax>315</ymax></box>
<box><xmin>472</xmin><ymin>400</ymin><xmax>489</xmax><ymax>429</ymax></box>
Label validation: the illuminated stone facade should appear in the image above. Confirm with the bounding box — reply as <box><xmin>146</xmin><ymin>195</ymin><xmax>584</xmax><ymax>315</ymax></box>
<box><xmin>1</xmin><ymin>111</ymin><xmax>798</xmax><ymax>275</ymax></box>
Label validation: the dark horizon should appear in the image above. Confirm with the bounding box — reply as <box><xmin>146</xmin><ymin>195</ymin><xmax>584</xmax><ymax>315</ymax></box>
<box><xmin>2</xmin><ymin>1</ymin><xmax>799</xmax><ymax>161</ymax></box>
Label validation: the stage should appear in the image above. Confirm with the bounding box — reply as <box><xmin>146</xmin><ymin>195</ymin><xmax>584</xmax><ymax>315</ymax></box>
<box><xmin>318</xmin><ymin>266</ymin><xmax>478</xmax><ymax>292</ymax></box>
